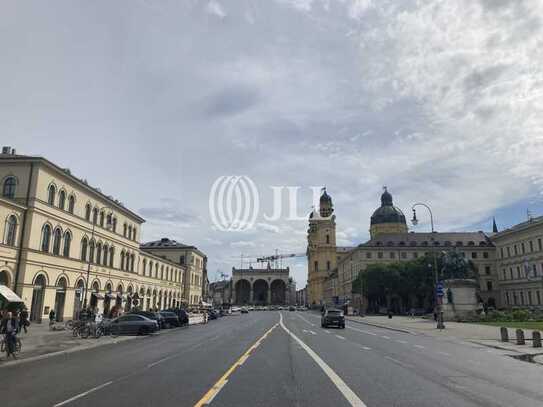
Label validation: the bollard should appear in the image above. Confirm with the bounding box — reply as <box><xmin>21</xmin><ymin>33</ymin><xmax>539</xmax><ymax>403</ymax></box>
<box><xmin>533</xmin><ymin>331</ymin><xmax>542</xmax><ymax>348</ymax></box>
<box><xmin>516</xmin><ymin>329</ymin><xmax>525</xmax><ymax>345</ymax></box>
<box><xmin>500</xmin><ymin>327</ymin><xmax>509</xmax><ymax>342</ymax></box>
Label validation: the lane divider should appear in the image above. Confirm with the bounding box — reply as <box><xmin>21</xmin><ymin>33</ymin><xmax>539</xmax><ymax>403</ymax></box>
<box><xmin>280</xmin><ymin>313</ymin><xmax>367</xmax><ymax>407</ymax></box>
<box><xmin>193</xmin><ymin>323</ymin><xmax>278</xmax><ymax>407</ymax></box>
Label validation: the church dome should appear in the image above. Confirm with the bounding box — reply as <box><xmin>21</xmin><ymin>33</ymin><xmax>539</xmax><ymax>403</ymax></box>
<box><xmin>370</xmin><ymin>188</ymin><xmax>406</xmax><ymax>226</ymax></box>
<box><xmin>320</xmin><ymin>189</ymin><xmax>332</xmax><ymax>204</ymax></box>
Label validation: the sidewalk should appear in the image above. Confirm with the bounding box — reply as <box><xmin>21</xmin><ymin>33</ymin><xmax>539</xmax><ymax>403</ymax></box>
<box><xmin>346</xmin><ymin>315</ymin><xmax>543</xmax><ymax>361</ymax></box>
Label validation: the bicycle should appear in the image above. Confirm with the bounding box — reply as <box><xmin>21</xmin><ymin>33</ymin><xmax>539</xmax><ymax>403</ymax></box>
<box><xmin>71</xmin><ymin>320</ymin><xmax>91</xmax><ymax>339</ymax></box>
<box><xmin>1</xmin><ymin>335</ymin><xmax>22</xmax><ymax>357</ymax></box>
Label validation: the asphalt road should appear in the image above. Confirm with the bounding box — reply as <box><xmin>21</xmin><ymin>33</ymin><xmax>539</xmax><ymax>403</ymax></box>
<box><xmin>1</xmin><ymin>311</ymin><xmax>542</xmax><ymax>407</ymax></box>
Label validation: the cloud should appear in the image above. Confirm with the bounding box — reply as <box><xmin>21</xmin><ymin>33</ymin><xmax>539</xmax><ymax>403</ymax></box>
<box><xmin>205</xmin><ymin>1</ymin><xmax>226</xmax><ymax>19</ymax></box>
<box><xmin>203</xmin><ymin>84</ymin><xmax>261</xmax><ymax>117</ymax></box>
<box><xmin>139</xmin><ymin>199</ymin><xmax>201</xmax><ymax>227</ymax></box>
<box><xmin>230</xmin><ymin>241</ymin><xmax>257</xmax><ymax>248</ymax></box>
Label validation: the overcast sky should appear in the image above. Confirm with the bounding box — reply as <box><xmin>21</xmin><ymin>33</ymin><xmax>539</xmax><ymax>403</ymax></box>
<box><xmin>3</xmin><ymin>0</ymin><xmax>543</xmax><ymax>287</ymax></box>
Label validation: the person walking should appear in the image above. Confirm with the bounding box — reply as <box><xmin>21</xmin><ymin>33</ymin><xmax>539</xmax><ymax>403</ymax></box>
<box><xmin>48</xmin><ymin>309</ymin><xmax>56</xmax><ymax>329</ymax></box>
<box><xmin>1</xmin><ymin>311</ymin><xmax>19</xmax><ymax>359</ymax></box>
<box><xmin>19</xmin><ymin>307</ymin><xmax>29</xmax><ymax>334</ymax></box>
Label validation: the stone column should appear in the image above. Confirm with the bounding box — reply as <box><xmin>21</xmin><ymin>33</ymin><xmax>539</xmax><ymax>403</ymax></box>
<box><xmin>250</xmin><ymin>288</ymin><xmax>254</xmax><ymax>305</ymax></box>
<box><xmin>268</xmin><ymin>287</ymin><xmax>272</xmax><ymax>305</ymax></box>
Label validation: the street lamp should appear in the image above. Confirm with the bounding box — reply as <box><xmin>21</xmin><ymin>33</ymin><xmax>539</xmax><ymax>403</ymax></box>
<box><xmin>82</xmin><ymin>206</ymin><xmax>112</xmax><ymax>309</ymax></box>
<box><xmin>411</xmin><ymin>203</ymin><xmax>445</xmax><ymax>329</ymax></box>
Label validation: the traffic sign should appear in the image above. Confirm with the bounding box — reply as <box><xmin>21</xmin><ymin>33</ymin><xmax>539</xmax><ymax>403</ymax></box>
<box><xmin>436</xmin><ymin>282</ymin><xmax>444</xmax><ymax>297</ymax></box>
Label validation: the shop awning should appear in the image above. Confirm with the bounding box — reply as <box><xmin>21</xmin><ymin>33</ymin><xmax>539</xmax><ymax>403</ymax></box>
<box><xmin>0</xmin><ymin>285</ymin><xmax>24</xmax><ymax>304</ymax></box>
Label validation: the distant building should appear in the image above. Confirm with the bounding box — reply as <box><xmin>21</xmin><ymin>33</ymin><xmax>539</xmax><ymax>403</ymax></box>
<box><xmin>296</xmin><ymin>287</ymin><xmax>307</xmax><ymax>306</ymax></box>
<box><xmin>209</xmin><ymin>280</ymin><xmax>232</xmax><ymax>306</ymax></box>
<box><xmin>231</xmin><ymin>265</ymin><xmax>290</xmax><ymax>305</ymax></box>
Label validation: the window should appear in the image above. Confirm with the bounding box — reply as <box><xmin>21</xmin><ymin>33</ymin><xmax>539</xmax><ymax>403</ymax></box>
<box><xmin>42</xmin><ymin>225</ymin><xmax>54</xmax><ymax>251</ymax></box>
<box><xmin>517</xmin><ymin>266</ymin><xmax>521</xmax><ymax>279</ymax></box>
<box><xmin>530</xmin><ymin>241</ymin><xmax>534</xmax><ymax>252</ymax></box>
<box><xmin>5</xmin><ymin>215</ymin><xmax>17</xmax><ymax>246</ymax></box>
<box><xmin>484</xmin><ymin>266</ymin><xmax>491</xmax><ymax>275</ymax></box>
<box><xmin>131</xmin><ymin>254</ymin><xmax>135</xmax><ymax>272</ymax></box>
<box><xmin>528</xmin><ymin>291</ymin><xmax>533</xmax><ymax>305</ymax></box>
<box><xmin>366</xmin><ymin>252</ymin><xmax>372</xmax><ymax>259</ymax></box>
<box><xmin>89</xmin><ymin>240</ymin><xmax>95</xmax><ymax>263</ymax></box>
<box><xmin>106</xmin><ymin>214</ymin><xmax>112</xmax><ymax>229</ymax></box>
<box><xmin>149</xmin><ymin>261</ymin><xmax>153</xmax><ymax>276</ymax></box>
<box><xmin>112</xmin><ymin>217</ymin><xmax>117</xmax><ymax>232</ymax></box>
<box><xmin>120</xmin><ymin>251</ymin><xmax>125</xmax><ymax>270</ymax></box>
<box><xmin>514</xmin><ymin>245</ymin><xmax>518</xmax><ymax>255</ymax></box>
<box><xmin>326</xmin><ymin>234</ymin><xmax>330</xmax><ymax>244</ymax></box>
<box><xmin>68</xmin><ymin>195</ymin><xmax>75</xmax><ymax>213</ymax></box>
<box><xmin>2</xmin><ymin>177</ymin><xmax>16</xmax><ymax>199</ymax></box>
<box><xmin>103</xmin><ymin>244</ymin><xmax>108</xmax><ymax>265</ymax></box>
<box><xmin>92</xmin><ymin>208</ymin><xmax>98</xmax><ymax>225</ymax></box>
<box><xmin>109</xmin><ymin>247</ymin><xmax>114</xmax><ymax>268</ymax></box>
<box><xmin>52</xmin><ymin>228</ymin><xmax>62</xmax><ymax>255</ymax></box>
<box><xmin>520</xmin><ymin>291</ymin><xmax>525</xmax><ymax>305</ymax></box>
<box><xmin>389</xmin><ymin>252</ymin><xmax>395</xmax><ymax>259</ymax></box>
<box><xmin>521</xmin><ymin>243</ymin><xmax>525</xmax><ymax>254</ymax></box>
<box><xmin>401</xmin><ymin>252</ymin><xmax>407</xmax><ymax>259</ymax></box>
<box><xmin>326</xmin><ymin>261</ymin><xmax>330</xmax><ymax>271</ymax></box>
<box><xmin>48</xmin><ymin>184</ymin><xmax>56</xmax><ymax>205</ymax></box>
<box><xmin>413</xmin><ymin>252</ymin><xmax>419</xmax><ymax>259</ymax></box>
<box><xmin>132</xmin><ymin>228</ymin><xmax>137</xmax><ymax>240</ymax></box>
<box><xmin>63</xmin><ymin>231</ymin><xmax>71</xmax><ymax>257</ymax></box>
<box><xmin>378</xmin><ymin>252</ymin><xmax>383</xmax><ymax>259</ymax></box>
<box><xmin>483</xmin><ymin>252</ymin><xmax>489</xmax><ymax>259</ymax></box>
<box><xmin>155</xmin><ymin>263</ymin><xmax>159</xmax><ymax>278</ymax></box>
<box><xmin>513</xmin><ymin>292</ymin><xmax>518</xmax><ymax>305</ymax></box>
<box><xmin>100</xmin><ymin>211</ymin><xmax>104</xmax><ymax>227</ymax></box>
<box><xmin>96</xmin><ymin>243</ymin><xmax>102</xmax><ymax>264</ymax></box>
<box><xmin>539</xmin><ymin>238</ymin><xmax>542</xmax><ymax>251</ymax></box>
<box><xmin>58</xmin><ymin>190</ymin><xmax>66</xmax><ymax>210</ymax></box>
<box><xmin>507</xmin><ymin>247</ymin><xmax>511</xmax><ymax>257</ymax></box>
<box><xmin>128</xmin><ymin>225</ymin><xmax>132</xmax><ymax>239</ymax></box>
<box><xmin>180</xmin><ymin>255</ymin><xmax>185</xmax><ymax>265</ymax></box>
<box><xmin>505</xmin><ymin>292</ymin><xmax>510</xmax><ymax>305</ymax></box>
<box><xmin>143</xmin><ymin>259</ymin><xmax>147</xmax><ymax>276</ymax></box>
<box><xmin>85</xmin><ymin>203</ymin><xmax>91</xmax><ymax>221</ymax></box>
<box><xmin>500</xmin><ymin>247</ymin><xmax>504</xmax><ymax>259</ymax></box>
<box><xmin>123</xmin><ymin>223</ymin><xmax>127</xmax><ymax>237</ymax></box>
<box><xmin>537</xmin><ymin>291</ymin><xmax>542</xmax><ymax>305</ymax></box>
<box><xmin>314</xmin><ymin>261</ymin><xmax>318</xmax><ymax>272</ymax></box>
<box><xmin>510</xmin><ymin>268</ymin><xmax>513</xmax><ymax>280</ymax></box>
<box><xmin>471</xmin><ymin>252</ymin><xmax>477</xmax><ymax>259</ymax></box>
<box><xmin>81</xmin><ymin>237</ymin><xmax>88</xmax><ymax>261</ymax></box>
<box><xmin>486</xmin><ymin>281</ymin><xmax>493</xmax><ymax>291</ymax></box>
<box><xmin>161</xmin><ymin>265</ymin><xmax>164</xmax><ymax>279</ymax></box>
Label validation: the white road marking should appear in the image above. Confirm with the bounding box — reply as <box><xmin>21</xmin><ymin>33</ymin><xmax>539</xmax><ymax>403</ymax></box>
<box><xmin>347</xmin><ymin>326</ymin><xmax>377</xmax><ymax>336</ymax></box>
<box><xmin>361</xmin><ymin>346</ymin><xmax>372</xmax><ymax>351</ymax></box>
<box><xmin>309</xmin><ymin>330</ymin><xmax>317</xmax><ymax>335</ymax></box>
<box><xmin>396</xmin><ymin>340</ymin><xmax>408</xmax><ymax>344</ymax></box>
<box><xmin>325</xmin><ymin>330</ymin><xmax>331</xmax><ymax>334</ymax></box>
<box><xmin>385</xmin><ymin>356</ymin><xmax>414</xmax><ymax>369</ymax></box>
<box><xmin>414</xmin><ymin>345</ymin><xmax>425</xmax><ymax>349</ymax></box>
<box><xmin>147</xmin><ymin>355</ymin><xmax>176</xmax><ymax>368</ymax></box>
<box><xmin>381</xmin><ymin>336</ymin><xmax>390</xmax><ymax>340</ymax></box>
<box><xmin>280</xmin><ymin>314</ymin><xmax>367</xmax><ymax>407</ymax></box>
<box><xmin>53</xmin><ymin>381</ymin><xmax>113</xmax><ymax>407</ymax></box>
<box><xmin>297</xmin><ymin>314</ymin><xmax>316</xmax><ymax>327</ymax></box>
<box><xmin>437</xmin><ymin>351</ymin><xmax>451</xmax><ymax>357</ymax></box>
<box><xmin>335</xmin><ymin>335</ymin><xmax>346</xmax><ymax>340</ymax></box>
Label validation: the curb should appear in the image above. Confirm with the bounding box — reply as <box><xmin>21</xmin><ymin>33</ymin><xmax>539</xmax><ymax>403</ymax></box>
<box><xmin>345</xmin><ymin>317</ymin><xmax>416</xmax><ymax>335</ymax></box>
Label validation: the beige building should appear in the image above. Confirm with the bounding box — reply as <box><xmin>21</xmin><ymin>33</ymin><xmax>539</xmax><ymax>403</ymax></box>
<box><xmin>140</xmin><ymin>238</ymin><xmax>207</xmax><ymax>306</ymax></box>
<box><xmin>0</xmin><ymin>147</ymin><xmax>191</xmax><ymax>322</ymax></box>
<box><xmin>492</xmin><ymin>216</ymin><xmax>543</xmax><ymax>309</ymax></box>
<box><xmin>309</xmin><ymin>188</ymin><xmax>499</xmax><ymax>311</ymax></box>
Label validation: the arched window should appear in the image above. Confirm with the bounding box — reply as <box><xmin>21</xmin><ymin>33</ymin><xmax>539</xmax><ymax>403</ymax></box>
<box><xmin>85</xmin><ymin>203</ymin><xmax>91</xmax><ymax>221</ymax></box>
<box><xmin>48</xmin><ymin>185</ymin><xmax>56</xmax><ymax>205</ymax></box>
<box><xmin>128</xmin><ymin>225</ymin><xmax>132</xmax><ymax>240</ymax></box>
<box><xmin>132</xmin><ymin>228</ymin><xmax>137</xmax><ymax>241</ymax></box>
<box><xmin>120</xmin><ymin>251</ymin><xmax>125</xmax><ymax>270</ymax></box>
<box><xmin>142</xmin><ymin>259</ymin><xmax>147</xmax><ymax>276</ymax></box>
<box><xmin>99</xmin><ymin>211</ymin><xmax>104</xmax><ymax>227</ymax></box>
<box><xmin>106</xmin><ymin>214</ymin><xmax>112</xmax><ymax>228</ymax></box>
<box><xmin>92</xmin><ymin>208</ymin><xmax>98</xmax><ymax>225</ymax></box>
<box><xmin>41</xmin><ymin>224</ymin><xmax>52</xmax><ymax>252</ymax></box>
<box><xmin>103</xmin><ymin>244</ymin><xmax>108</xmax><ymax>266</ymax></box>
<box><xmin>52</xmin><ymin>228</ymin><xmax>62</xmax><ymax>255</ymax></box>
<box><xmin>109</xmin><ymin>246</ymin><xmax>115</xmax><ymax>268</ymax></box>
<box><xmin>123</xmin><ymin>223</ymin><xmax>127</xmax><ymax>237</ymax></box>
<box><xmin>96</xmin><ymin>243</ymin><xmax>102</xmax><ymax>264</ymax></box>
<box><xmin>5</xmin><ymin>215</ymin><xmax>17</xmax><ymax>246</ymax></box>
<box><xmin>155</xmin><ymin>263</ymin><xmax>159</xmax><ymax>278</ymax></box>
<box><xmin>149</xmin><ymin>261</ymin><xmax>153</xmax><ymax>276</ymax></box>
<box><xmin>131</xmin><ymin>254</ymin><xmax>135</xmax><ymax>272</ymax></box>
<box><xmin>89</xmin><ymin>240</ymin><xmax>95</xmax><ymax>263</ymax></box>
<box><xmin>112</xmin><ymin>217</ymin><xmax>117</xmax><ymax>232</ymax></box>
<box><xmin>63</xmin><ymin>231</ymin><xmax>71</xmax><ymax>257</ymax></box>
<box><xmin>161</xmin><ymin>265</ymin><xmax>164</xmax><ymax>280</ymax></box>
<box><xmin>81</xmin><ymin>237</ymin><xmax>88</xmax><ymax>261</ymax></box>
<box><xmin>68</xmin><ymin>195</ymin><xmax>75</xmax><ymax>213</ymax></box>
<box><xmin>2</xmin><ymin>177</ymin><xmax>16</xmax><ymax>199</ymax></box>
<box><xmin>58</xmin><ymin>190</ymin><xmax>66</xmax><ymax>210</ymax></box>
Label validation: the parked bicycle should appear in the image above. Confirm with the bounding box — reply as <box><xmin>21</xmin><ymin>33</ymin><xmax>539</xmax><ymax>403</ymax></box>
<box><xmin>0</xmin><ymin>335</ymin><xmax>22</xmax><ymax>356</ymax></box>
<box><xmin>71</xmin><ymin>320</ymin><xmax>91</xmax><ymax>339</ymax></box>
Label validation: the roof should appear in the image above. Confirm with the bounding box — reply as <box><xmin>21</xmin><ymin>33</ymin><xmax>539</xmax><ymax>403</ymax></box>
<box><xmin>336</xmin><ymin>246</ymin><xmax>354</xmax><ymax>253</ymax></box>
<box><xmin>370</xmin><ymin>188</ymin><xmax>406</xmax><ymax>226</ymax></box>
<box><xmin>491</xmin><ymin>216</ymin><xmax>543</xmax><ymax>241</ymax></box>
<box><xmin>359</xmin><ymin>231</ymin><xmax>493</xmax><ymax>248</ymax></box>
<box><xmin>0</xmin><ymin>152</ymin><xmax>145</xmax><ymax>223</ymax></box>
<box><xmin>140</xmin><ymin>238</ymin><xmax>206</xmax><ymax>258</ymax></box>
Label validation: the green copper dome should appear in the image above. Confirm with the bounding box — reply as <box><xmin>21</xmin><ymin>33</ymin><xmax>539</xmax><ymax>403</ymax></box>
<box><xmin>370</xmin><ymin>188</ymin><xmax>406</xmax><ymax>226</ymax></box>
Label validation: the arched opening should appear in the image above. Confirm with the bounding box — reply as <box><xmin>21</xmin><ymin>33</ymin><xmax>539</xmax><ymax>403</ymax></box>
<box><xmin>47</xmin><ymin>184</ymin><xmax>56</xmax><ymax>205</ymax></box>
<box><xmin>104</xmin><ymin>283</ymin><xmax>113</xmax><ymax>316</ymax></box>
<box><xmin>152</xmin><ymin>289</ymin><xmax>157</xmax><ymax>310</ymax></box>
<box><xmin>235</xmin><ymin>279</ymin><xmax>251</xmax><ymax>305</ymax></box>
<box><xmin>253</xmin><ymin>279</ymin><xmax>269</xmax><ymax>305</ymax></box>
<box><xmin>30</xmin><ymin>274</ymin><xmax>47</xmax><ymax>322</ymax></box>
<box><xmin>270</xmin><ymin>280</ymin><xmax>287</xmax><ymax>305</ymax></box>
<box><xmin>90</xmin><ymin>281</ymin><xmax>100</xmax><ymax>310</ymax></box>
<box><xmin>116</xmin><ymin>285</ymin><xmax>123</xmax><ymax>307</ymax></box>
<box><xmin>54</xmin><ymin>277</ymin><xmax>67</xmax><ymax>322</ymax></box>
<box><xmin>52</xmin><ymin>227</ymin><xmax>62</xmax><ymax>255</ymax></box>
<box><xmin>0</xmin><ymin>270</ymin><xmax>11</xmax><ymax>287</ymax></box>
<box><xmin>126</xmin><ymin>285</ymin><xmax>134</xmax><ymax>312</ymax></box>
<box><xmin>73</xmin><ymin>279</ymin><xmax>85</xmax><ymax>319</ymax></box>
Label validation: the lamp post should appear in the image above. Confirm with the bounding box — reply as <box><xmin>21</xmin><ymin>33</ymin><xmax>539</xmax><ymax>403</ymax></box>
<box><xmin>411</xmin><ymin>203</ymin><xmax>445</xmax><ymax>329</ymax></box>
<box><xmin>83</xmin><ymin>206</ymin><xmax>112</xmax><ymax>309</ymax></box>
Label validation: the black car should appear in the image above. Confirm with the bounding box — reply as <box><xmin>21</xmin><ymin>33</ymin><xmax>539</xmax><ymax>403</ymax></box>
<box><xmin>109</xmin><ymin>314</ymin><xmax>158</xmax><ymax>336</ymax></box>
<box><xmin>167</xmin><ymin>309</ymin><xmax>189</xmax><ymax>326</ymax></box>
<box><xmin>208</xmin><ymin>310</ymin><xmax>218</xmax><ymax>320</ymax></box>
<box><xmin>288</xmin><ymin>306</ymin><xmax>295</xmax><ymax>311</ymax></box>
<box><xmin>129</xmin><ymin>311</ymin><xmax>165</xmax><ymax>329</ymax></box>
<box><xmin>159</xmin><ymin>311</ymin><xmax>181</xmax><ymax>328</ymax></box>
<box><xmin>321</xmin><ymin>309</ymin><xmax>345</xmax><ymax>329</ymax></box>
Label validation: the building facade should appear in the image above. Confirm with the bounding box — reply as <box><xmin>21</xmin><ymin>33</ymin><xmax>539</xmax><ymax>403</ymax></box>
<box><xmin>140</xmin><ymin>238</ymin><xmax>207</xmax><ymax>306</ymax></box>
<box><xmin>492</xmin><ymin>217</ymin><xmax>543</xmax><ymax>309</ymax></box>
<box><xmin>231</xmin><ymin>266</ymin><xmax>290</xmax><ymax>305</ymax></box>
<box><xmin>0</xmin><ymin>147</ymin><xmax>195</xmax><ymax>322</ymax></box>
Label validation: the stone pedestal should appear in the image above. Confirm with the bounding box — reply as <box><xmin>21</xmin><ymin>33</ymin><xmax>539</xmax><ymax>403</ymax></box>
<box><xmin>441</xmin><ymin>279</ymin><xmax>480</xmax><ymax>321</ymax></box>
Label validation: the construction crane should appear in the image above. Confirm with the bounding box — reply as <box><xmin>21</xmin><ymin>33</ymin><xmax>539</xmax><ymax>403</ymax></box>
<box><xmin>256</xmin><ymin>253</ymin><xmax>305</xmax><ymax>263</ymax></box>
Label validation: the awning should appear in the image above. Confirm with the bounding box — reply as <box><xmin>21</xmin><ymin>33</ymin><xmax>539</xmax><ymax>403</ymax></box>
<box><xmin>0</xmin><ymin>285</ymin><xmax>24</xmax><ymax>304</ymax></box>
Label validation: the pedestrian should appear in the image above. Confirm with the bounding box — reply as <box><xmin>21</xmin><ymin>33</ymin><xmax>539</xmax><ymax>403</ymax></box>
<box><xmin>1</xmin><ymin>311</ymin><xmax>19</xmax><ymax>359</ymax></box>
<box><xmin>19</xmin><ymin>307</ymin><xmax>29</xmax><ymax>334</ymax></box>
<box><xmin>409</xmin><ymin>308</ymin><xmax>415</xmax><ymax>319</ymax></box>
<box><xmin>49</xmin><ymin>309</ymin><xmax>56</xmax><ymax>328</ymax></box>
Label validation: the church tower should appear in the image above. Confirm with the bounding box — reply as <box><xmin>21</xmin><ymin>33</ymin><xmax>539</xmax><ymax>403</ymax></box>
<box><xmin>307</xmin><ymin>188</ymin><xmax>337</xmax><ymax>306</ymax></box>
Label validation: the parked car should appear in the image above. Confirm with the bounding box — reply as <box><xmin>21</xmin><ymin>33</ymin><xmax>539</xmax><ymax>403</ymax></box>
<box><xmin>289</xmin><ymin>306</ymin><xmax>295</xmax><ymax>311</ymax></box>
<box><xmin>321</xmin><ymin>309</ymin><xmax>345</xmax><ymax>329</ymax></box>
<box><xmin>241</xmin><ymin>307</ymin><xmax>249</xmax><ymax>314</ymax></box>
<box><xmin>231</xmin><ymin>306</ymin><xmax>241</xmax><ymax>313</ymax></box>
<box><xmin>129</xmin><ymin>311</ymin><xmax>165</xmax><ymax>329</ymax></box>
<box><xmin>159</xmin><ymin>311</ymin><xmax>181</xmax><ymax>328</ymax></box>
<box><xmin>109</xmin><ymin>314</ymin><xmax>158</xmax><ymax>336</ymax></box>
<box><xmin>208</xmin><ymin>310</ymin><xmax>218</xmax><ymax>320</ymax></box>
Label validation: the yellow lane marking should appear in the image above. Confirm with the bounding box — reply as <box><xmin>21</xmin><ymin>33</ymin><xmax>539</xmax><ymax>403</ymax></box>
<box><xmin>193</xmin><ymin>323</ymin><xmax>278</xmax><ymax>407</ymax></box>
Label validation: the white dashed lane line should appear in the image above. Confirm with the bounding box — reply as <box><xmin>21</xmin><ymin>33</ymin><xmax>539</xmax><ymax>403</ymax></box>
<box><xmin>361</xmin><ymin>346</ymin><xmax>372</xmax><ymax>351</ymax></box>
<box><xmin>414</xmin><ymin>345</ymin><xmax>425</xmax><ymax>349</ymax></box>
<box><xmin>335</xmin><ymin>335</ymin><xmax>346</xmax><ymax>340</ymax></box>
<box><xmin>396</xmin><ymin>340</ymin><xmax>408</xmax><ymax>344</ymax></box>
<box><xmin>381</xmin><ymin>336</ymin><xmax>390</xmax><ymax>340</ymax></box>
